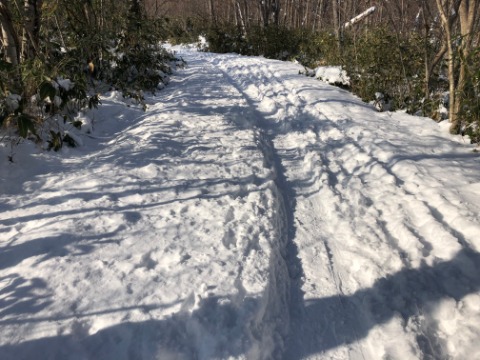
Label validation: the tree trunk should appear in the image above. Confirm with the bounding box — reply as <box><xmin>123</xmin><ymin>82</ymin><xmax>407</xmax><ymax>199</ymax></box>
<box><xmin>312</xmin><ymin>0</ymin><xmax>323</xmax><ymax>31</ymax></box>
<box><xmin>454</xmin><ymin>0</ymin><xmax>479</xmax><ymax>131</ymax></box>
<box><xmin>420</xmin><ymin>1</ymin><xmax>431</xmax><ymax>100</ymax></box>
<box><xmin>273</xmin><ymin>0</ymin><xmax>280</xmax><ymax>26</ymax></box>
<box><xmin>435</xmin><ymin>0</ymin><xmax>460</xmax><ymax>132</ymax></box>
<box><xmin>303</xmin><ymin>0</ymin><xmax>309</xmax><ymax>27</ymax></box>
<box><xmin>242</xmin><ymin>0</ymin><xmax>249</xmax><ymax>29</ymax></box>
<box><xmin>235</xmin><ymin>0</ymin><xmax>246</xmax><ymax>35</ymax></box>
<box><xmin>22</xmin><ymin>0</ymin><xmax>42</xmax><ymax>60</ymax></box>
<box><xmin>332</xmin><ymin>0</ymin><xmax>340</xmax><ymax>46</ymax></box>
<box><xmin>0</xmin><ymin>1</ymin><xmax>20</xmax><ymax>65</ymax></box>
<box><xmin>259</xmin><ymin>0</ymin><xmax>268</xmax><ymax>27</ymax></box>
<box><xmin>209</xmin><ymin>0</ymin><xmax>216</xmax><ymax>25</ymax></box>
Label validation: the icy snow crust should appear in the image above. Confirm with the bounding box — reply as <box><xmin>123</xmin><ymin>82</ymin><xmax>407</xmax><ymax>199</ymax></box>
<box><xmin>1</xmin><ymin>47</ymin><xmax>480</xmax><ymax>360</ymax></box>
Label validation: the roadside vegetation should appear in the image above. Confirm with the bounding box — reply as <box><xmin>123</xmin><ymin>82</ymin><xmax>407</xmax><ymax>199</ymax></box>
<box><xmin>1</xmin><ymin>0</ymin><xmax>176</xmax><ymax>153</ymax></box>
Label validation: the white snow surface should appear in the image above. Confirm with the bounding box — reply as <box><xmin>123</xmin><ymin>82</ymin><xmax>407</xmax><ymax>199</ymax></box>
<box><xmin>1</xmin><ymin>46</ymin><xmax>480</xmax><ymax>360</ymax></box>
<box><xmin>314</xmin><ymin>66</ymin><xmax>350</xmax><ymax>86</ymax></box>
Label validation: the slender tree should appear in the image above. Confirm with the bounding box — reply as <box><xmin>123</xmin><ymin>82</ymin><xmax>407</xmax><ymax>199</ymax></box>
<box><xmin>435</xmin><ymin>0</ymin><xmax>479</xmax><ymax>132</ymax></box>
<box><xmin>0</xmin><ymin>0</ymin><xmax>20</xmax><ymax>65</ymax></box>
<box><xmin>22</xmin><ymin>0</ymin><xmax>43</xmax><ymax>60</ymax></box>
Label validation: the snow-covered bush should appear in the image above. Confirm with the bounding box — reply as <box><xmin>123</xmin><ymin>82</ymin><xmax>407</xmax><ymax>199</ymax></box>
<box><xmin>315</xmin><ymin>66</ymin><xmax>350</xmax><ymax>87</ymax></box>
<box><xmin>104</xmin><ymin>44</ymin><xmax>176</xmax><ymax>94</ymax></box>
<box><xmin>0</xmin><ymin>45</ymin><xmax>103</xmax><ymax>151</ymax></box>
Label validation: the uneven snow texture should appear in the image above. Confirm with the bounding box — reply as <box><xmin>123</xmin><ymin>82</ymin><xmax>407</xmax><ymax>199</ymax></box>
<box><xmin>1</xmin><ymin>47</ymin><xmax>480</xmax><ymax>360</ymax></box>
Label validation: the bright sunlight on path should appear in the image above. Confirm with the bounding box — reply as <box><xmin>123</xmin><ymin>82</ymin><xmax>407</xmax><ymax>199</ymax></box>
<box><xmin>1</xmin><ymin>46</ymin><xmax>480</xmax><ymax>360</ymax></box>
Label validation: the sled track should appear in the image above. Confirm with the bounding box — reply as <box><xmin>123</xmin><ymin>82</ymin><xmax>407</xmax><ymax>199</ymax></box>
<box><xmin>210</xmin><ymin>56</ymin><xmax>305</xmax><ymax>357</ymax></box>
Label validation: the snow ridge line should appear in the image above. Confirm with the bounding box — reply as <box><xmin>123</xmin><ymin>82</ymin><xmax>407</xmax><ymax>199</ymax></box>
<box><xmin>314</xmin><ymin>103</ymin><xmax>478</xmax><ymax>257</ymax></box>
<box><xmin>213</xmin><ymin>58</ymin><xmax>301</xmax><ymax>358</ymax></box>
<box><xmin>253</xmin><ymin>130</ymin><xmax>293</xmax><ymax>358</ymax></box>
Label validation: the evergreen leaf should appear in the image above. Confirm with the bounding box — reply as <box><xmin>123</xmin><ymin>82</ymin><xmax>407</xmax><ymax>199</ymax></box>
<box><xmin>39</xmin><ymin>82</ymin><xmax>57</xmax><ymax>101</ymax></box>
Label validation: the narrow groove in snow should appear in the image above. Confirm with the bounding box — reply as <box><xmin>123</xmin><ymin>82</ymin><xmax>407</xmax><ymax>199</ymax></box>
<box><xmin>214</xmin><ymin>60</ymin><xmax>303</xmax><ymax>357</ymax></box>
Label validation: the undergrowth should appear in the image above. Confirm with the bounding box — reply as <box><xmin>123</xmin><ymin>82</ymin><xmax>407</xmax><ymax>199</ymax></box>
<box><xmin>1</xmin><ymin>3</ymin><xmax>181</xmax><ymax>156</ymax></box>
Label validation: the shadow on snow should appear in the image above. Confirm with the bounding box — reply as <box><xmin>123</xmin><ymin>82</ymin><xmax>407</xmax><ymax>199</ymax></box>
<box><xmin>285</xmin><ymin>248</ymin><xmax>480</xmax><ymax>359</ymax></box>
<box><xmin>0</xmin><ymin>248</ymin><xmax>478</xmax><ymax>359</ymax></box>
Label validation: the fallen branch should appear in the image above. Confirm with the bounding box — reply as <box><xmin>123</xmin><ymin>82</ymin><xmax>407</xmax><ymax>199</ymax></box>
<box><xmin>344</xmin><ymin>6</ymin><xmax>376</xmax><ymax>29</ymax></box>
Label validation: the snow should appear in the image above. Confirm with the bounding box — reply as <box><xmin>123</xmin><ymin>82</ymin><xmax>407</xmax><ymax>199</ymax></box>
<box><xmin>56</xmin><ymin>79</ymin><xmax>75</xmax><ymax>91</ymax></box>
<box><xmin>1</xmin><ymin>46</ymin><xmax>480</xmax><ymax>360</ymax></box>
<box><xmin>314</xmin><ymin>66</ymin><xmax>350</xmax><ymax>86</ymax></box>
<box><xmin>4</xmin><ymin>94</ymin><xmax>21</xmax><ymax>112</ymax></box>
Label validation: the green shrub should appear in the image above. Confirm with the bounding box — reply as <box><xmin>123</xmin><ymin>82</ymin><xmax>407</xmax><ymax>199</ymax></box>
<box><xmin>339</xmin><ymin>27</ymin><xmax>425</xmax><ymax>110</ymax></box>
<box><xmin>204</xmin><ymin>23</ymin><xmax>248</xmax><ymax>54</ymax></box>
<box><xmin>164</xmin><ymin>17</ymin><xmax>205</xmax><ymax>45</ymax></box>
<box><xmin>298</xmin><ymin>31</ymin><xmax>341</xmax><ymax>68</ymax></box>
<box><xmin>1</xmin><ymin>1</ymin><xmax>178</xmax><ymax>153</ymax></box>
<box><xmin>204</xmin><ymin>24</ymin><xmax>310</xmax><ymax>62</ymax></box>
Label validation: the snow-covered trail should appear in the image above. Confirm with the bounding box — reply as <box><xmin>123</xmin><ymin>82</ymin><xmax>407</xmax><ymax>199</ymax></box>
<box><xmin>1</xmin><ymin>46</ymin><xmax>480</xmax><ymax>360</ymax></box>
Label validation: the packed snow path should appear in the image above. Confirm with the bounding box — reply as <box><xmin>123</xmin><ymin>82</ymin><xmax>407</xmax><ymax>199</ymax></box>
<box><xmin>1</xmin><ymin>47</ymin><xmax>480</xmax><ymax>360</ymax></box>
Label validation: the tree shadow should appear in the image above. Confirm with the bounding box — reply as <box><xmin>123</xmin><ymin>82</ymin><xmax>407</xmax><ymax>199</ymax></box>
<box><xmin>0</xmin><ymin>94</ymin><xmax>271</xmax><ymax>272</ymax></box>
<box><xmin>0</xmin><ymin>274</ymin><xmax>53</xmax><ymax>318</ymax></box>
<box><xmin>0</xmin><ymin>294</ymin><xmax>261</xmax><ymax>360</ymax></box>
<box><xmin>1</xmin><ymin>249</ymin><xmax>478</xmax><ymax>359</ymax></box>
<box><xmin>285</xmin><ymin>248</ymin><xmax>480</xmax><ymax>359</ymax></box>
<box><xmin>0</xmin><ymin>229</ymin><xmax>123</xmax><ymax>271</ymax></box>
